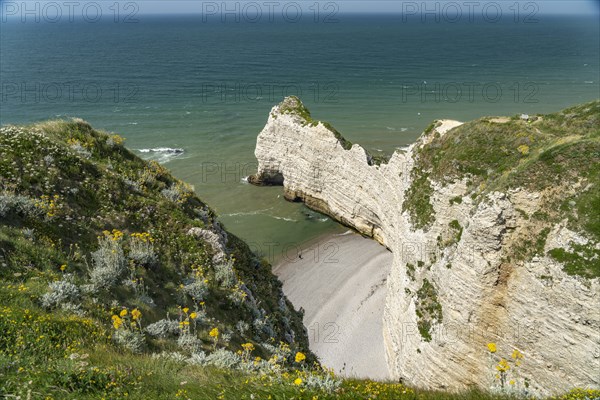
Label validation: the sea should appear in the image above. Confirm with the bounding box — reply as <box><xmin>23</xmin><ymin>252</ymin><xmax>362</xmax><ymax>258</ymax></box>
<box><xmin>1</xmin><ymin>12</ymin><xmax>599</xmax><ymax>261</ymax></box>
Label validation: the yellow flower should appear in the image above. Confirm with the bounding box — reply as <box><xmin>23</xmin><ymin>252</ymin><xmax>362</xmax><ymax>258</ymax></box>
<box><xmin>509</xmin><ymin>380</ymin><xmax>515</xmax><ymax>385</ymax></box>
<box><xmin>189</xmin><ymin>312</ymin><xmax>197</xmax><ymax>320</ymax></box>
<box><xmin>517</xmin><ymin>144</ymin><xmax>530</xmax><ymax>155</ymax></box>
<box><xmin>294</xmin><ymin>378</ymin><xmax>303</xmax><ymax>386</ymax></box>
<box><xmin>511</xmin><ymin>349</ymin><xmax>523</xmax><ymax>359</ymax></box>
<box><xmin>241</xmin><ymin>343</ymin><xmax>255</xmax><ymax>352</ymax></box>
<box><xmin>59</xmin><ymin>264</ymin><xmax>66</xmax><ymax>271</ymax></box>
<box><xmin>487</xmin><ymin>343</ymin><xmax>497</xmax><ymax>353</ymax></box>
<box><xmin>295</xmin><ymin>352</ymin><xmax>306</xmax><ymax>363</ymax></box>
<box><xmin>119</xmin><ymin>309</ymin><xmax>128</xmax><ymax>317</ymax></box>
<box><xmin>183</xmin><ymin>307</ymin><xmax>189</xmax><ymax>314</ymax></box>
<box><xmin>112</xmin><ymin>316</ymin><xmax>123</xmax><ymax>329</ymax></box>
<box><xmin>209</xmin><ymin>327</ymin><xmax>219</xmax><ymax>338</ymax></box>
<box><xmin>131</xmin><ymin>309</ymin><xmax>142</xmax><ymax>320</ymax></box>
<box><xmin>496</xmin><ymin>358</ymin><xmax>510</xmax><ymax>372</ymax></box>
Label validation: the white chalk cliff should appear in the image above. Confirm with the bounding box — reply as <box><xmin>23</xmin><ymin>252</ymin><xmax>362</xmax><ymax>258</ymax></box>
<box><xmin>250</xmin><ymin>97</ymin><xmax>600</xmax><ymax>396</ymax></box>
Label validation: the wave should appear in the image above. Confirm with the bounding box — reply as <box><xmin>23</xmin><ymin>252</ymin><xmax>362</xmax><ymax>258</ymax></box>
<box><xmin>222</xmin><ymin>208</ymin><xmax>274</xmax><ymax>217</ymax></box>
<box><xmin>271</xmin><ymin>216</ymin><xmax>298</xmax><ymax>222</ymax></box>
<box><xmin>138</xmin><ymin>147</ymin><xmax>184</xmax><ymax>154</ymax></box>
<box><xmin>137</xmin><ymin>147</ymin><xmax>185</xmax><ymax>164</ymax></box>
<box><xmin>222</xmin><ymin>208</ymin><xmax>300</xmax><ymax>223</ymax></box>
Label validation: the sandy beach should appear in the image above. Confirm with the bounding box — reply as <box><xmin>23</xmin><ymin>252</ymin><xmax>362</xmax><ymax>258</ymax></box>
<box><xmin>273</xmin><ymin>231</ymin><xmax>393</xmax><ymax>380</ymax></box>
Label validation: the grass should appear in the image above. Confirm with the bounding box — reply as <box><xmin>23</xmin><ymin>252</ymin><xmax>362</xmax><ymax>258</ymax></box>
<box><xmin>548</xmin><ymin>244</ymin><xmax>600</xmax><ymax>279</ymax></box>
<box><xmin>278</xmin><ymin>96</ymin><xmax>354</xmax><ymax>151</ymax></box>
<box><xmin>402</xmin><ymin>172</ymin><xmax>435</xmax><ymax>230</ymax></box>
<box><xmin>404</xmin><ymin>100</ymin><xmax>600</xmax><ymax>277</ymax></box>
<box><xmin>415</xmin><ymin>279</ymin><xmax>443</xmax><ymax>342</ymax></box>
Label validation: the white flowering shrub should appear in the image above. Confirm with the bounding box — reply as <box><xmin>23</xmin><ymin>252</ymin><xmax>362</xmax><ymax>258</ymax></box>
<box><xmin>41</xmin><ymin>278</ymin><xmax>80</xmax><ymax>309</ymax></box>
<box><xmin>161</xmin><ymin>181</ymin><xmax>193</xmax><ymax>204</ymax></box>
<box><xmin>43</xmin><ymin>154</ymin><xmax>54</xmax><ymax>165</ymax></box>
<box><xmin>145</xmin><ymin>319</ymin><xmax>180</xmax><ymax>338</ymax></box>
<box><xmin>128</xmin><ymin>233</ymin><xmax>158</xmax><ymax>267</ymax></box>
<box><xmin>221</xmin><ymin>332</ymin><xmax>232</xmax><ymax>345</ymax></box>
<box><xmin>177</xmin><ymin>333</ymin><xmax>203</xmax><ymax>353</ymax></box>
<box><xmin>60</xmin><ymin>302</ymin><xmax>86</xmax><ymax>317</ymax></box>
<box><xmin>262</xmin><ymin>341</ymin><xmax>293</xmax><ymax>364</ymax></box>
<box><xmin>253</xmin><ymin>316</ymin><xmax>275</xmax><ymax>339</ymax></box>
<box><xmin>123</xmin><ymin>178</ymin><xmax>142</xmax><ymax>193</ymax></box>
<box><xmin>22</xmin><ymin>228</ymin><xmax>35</xmax><ymax>240</ymax></box>
<box><xmin>151</xmin><ymin>352</ymin><xmax>187</xmax><ymax>363</ymax></box>
<box><xmin>113</xmin><ymin>329</ymin><xmax>145</xmax><ymax>353</ymax></box>
<box><xmin>89</xmin><ymin>232</ymin><xmax>126</xmax><ymax>291</ymax></box>
<box><xmin>186</xmin><ymin>351</ymin><xmax>208</xmax><ymax>366</ymax></box>
<box><xmin>205</xmin><ymin>349</ymin><xmax>241</xmax><ymax>369</ymax></box>
<box><xmin>236</xmin><ymin>321</ymin><xmax>250</xmax><ymax>336</ymax></box>
<box><xmin>0</xmin><ymin>193</ymin><xmax>40</xmax><ymax>218</ymax></box>
<box><xmin>69</xmin><ymin>141</ymin><xmax>91</xmax><ymax>159</ymax></box>
<box><xmin>214</xmin><ymin>260</ymin><xmax>236</xmax><ymax>289</ymax></box>
<box><xmin>304</xmin><ymin>372</ymin><xmax>341</xmax><ymax>393</ymax></box>
<box><xmin>227</xmin><ymin>284</ymin><xmax>248</xmax><ymax>305</ymax></box>
<box><xmin>182</xmin><ymin>279</ymin><xmax>209</xmax><ymax>302</ymax></box>
<box><xmin>160</xmin><ymin>187</ymin><xmax>180</xmax><ymax>202</ymax></box>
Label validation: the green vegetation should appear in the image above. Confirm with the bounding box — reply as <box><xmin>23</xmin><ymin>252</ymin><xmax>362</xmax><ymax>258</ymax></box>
<box><xmin>448</xmin><ymin>220</ymin><xmax>463</xmax><ymax>244</ymax></box>
<box><xmin>406</xmin><ymin>262</ymin><xmax>416</xmax><ymax>281</ymax></box>
<box><xmin>368</xmin><ymin>151</ymin><xmax>392</xmax><ymax>166</ymax></box>
<box><xmin>415</xmin><ymin>279</ymin><xmax>443</xmax><ymax>342</ymax></box>
<box><xmin>279</xmin><ymin>96</ymin><xmax>353</xmax><ymax>150</ymax></box>
<box><xmin>549</xmin><ymin>244</ymin><xmax>600</xmax><ymax>279</ymax></box>
<box><xmin>449</xmin><ymin>196</ymin><xmax>463</xmax><ymax>205</ymax></box>
<box><xmin>406</xmin><ymin>101</ymin><xmax>600</xmax><ymax>277</ymax></box>
<box><xmin>403</xmin><ymin>171</ymin><xmax>436</xmax><ymax>230</ymax></box>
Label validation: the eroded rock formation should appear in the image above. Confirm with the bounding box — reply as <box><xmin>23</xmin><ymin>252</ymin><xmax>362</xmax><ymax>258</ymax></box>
<box><xmin>250</xmin><ymin>96</ymin><xmax>600</xmax><ymax>395</ymax></box>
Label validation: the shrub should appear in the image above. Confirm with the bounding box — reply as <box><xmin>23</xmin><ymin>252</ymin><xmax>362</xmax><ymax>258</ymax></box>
<box><xmin>90</xmin><ymin>233</ymin><xmax>126</xmax><ymax>291</ymax></box>
<box><xmin>205</xmin><ymin>349</ymin><xmax>241</xmax><ymax>369</ymax></box>
<box><xmin>161</xmin><ymin>181</ymin><xmax>193</xmax><ymax>204</ymax></box>
<box><xmin>253</xmin><ymin>317</ymin><xmax>275</xmax><ymax>339</ymax></box>
<box><xmin>145</xmin><ymin>318</ymin><xmax>180</xmax><ymax>338</ymax></box>
<box><xmin>60</xmin><ymin>302</ymin><xmax>86</xmax><ymax>317</ymax></box>
<box><xmin>304</xmin><ymin>372</ymin><xmax>341</xmax><ymax>393</ymax></box>
<box><xmin>214</xmin><ymin>260</ymin><xmax>236</xmax><ymax>289</ymax></box>
<box><xmin>186</xmin><ymin>351</ymin><xmax>208</xmax><ymax>366</ymax></box>
<box><xmin>113</xmin><ymin>329</ymin><xmax>145</xmax><ymax>353</ymax></box>
<box><xmin>128</xmin><ymin>233</ymin><xmax>158</xmax><ymax>268</ymax></box>
<box><xmin>228</xmin><ymin>284</ymin><xmax>248</xmax><ymax>305</ymax></box>
<box><xmin>236</xmin><ymin>321</ymin><xmax>250</xmax><ymax>335</ymax></box>
<box><xmin>41</xmin><ymin>278</ymin><xmax>80</xmax><ymax>309</ymax></box>
<box><xmin>68</xmin><ymin>139</ymin><xmax>92</xmax><ymax>159</ymax></box>
<box><xmin>177</xmin><ymin>333</ymin><xmax>203</xmax><ymax>353</ymax></box>
<box><xmin>182</xmin><ymin>278</ymin><xmax>209</xmax><ymax>302</ymax></box>
<box><xmin>0</xmin><ymin>192</ymin><xmax>40</xmax><ymax>218</ymax></box>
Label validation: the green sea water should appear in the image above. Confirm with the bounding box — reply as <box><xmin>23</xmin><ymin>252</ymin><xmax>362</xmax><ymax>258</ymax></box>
<box><xmin>1</xmin><ymin>14</ymin><xmax>599</xmax><ymax>260</ymax></box>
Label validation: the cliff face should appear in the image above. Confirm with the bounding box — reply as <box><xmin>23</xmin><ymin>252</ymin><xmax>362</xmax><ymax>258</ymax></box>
<box><xmin>251</xmin><ymin>97</ymin><xmax>600</xmax><ymax>395</ymax></box>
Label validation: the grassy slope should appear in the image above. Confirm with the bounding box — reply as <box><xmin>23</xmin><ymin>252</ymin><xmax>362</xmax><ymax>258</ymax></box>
<box><xmin>0</xmin><ymin>119</ymin><xmax>598</xmax><ymax>399</ymax></box>
<box><xmin>404</xmin><ymin>101</ymin><xmax>600</xmax><ymax>278</ymax></box>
